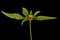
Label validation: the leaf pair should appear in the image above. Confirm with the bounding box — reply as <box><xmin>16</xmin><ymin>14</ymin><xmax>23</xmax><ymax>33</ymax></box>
<box><xmin>1</xmin><ymin>7</ymin><xmax>56</xmax><ymax>25</ymax></box>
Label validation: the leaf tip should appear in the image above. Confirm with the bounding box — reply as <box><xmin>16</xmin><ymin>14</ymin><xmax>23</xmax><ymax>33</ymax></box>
<box><xmin>53</xmin><ymin>17</ymin><xmax>57</xmax><ymax>19</ymax></box>
<box><xmin>1</xmin><ymin>11</ymin><xmax>3</xmax><ymax>13</ymax></box>
<box><xmin>22</xmin><ymin>7</ymin><xmax>25</xmax><ymax>9</ymax></box>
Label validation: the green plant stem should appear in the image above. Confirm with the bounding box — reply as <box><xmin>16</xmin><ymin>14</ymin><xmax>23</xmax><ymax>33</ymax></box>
<box><xmin>29</xmin><ymin>20</ymin><xmax>32</xmax><ymax>40</ymax></box>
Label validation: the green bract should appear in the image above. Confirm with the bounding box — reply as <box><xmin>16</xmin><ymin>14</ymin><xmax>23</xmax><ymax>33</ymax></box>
<box><xmin>22</xmin><ymin>7</ymin><xmax>29</xmax><ymax>16</ymax></box>
<box><xmin>21</xmin><ymin>17</ymin><xmax>28</xmax><ymax>25</ymax></box>
<box><xmin>34</xmin><ymin>11</ymin><xmax>40</xmax><ymax>16</ymax></box>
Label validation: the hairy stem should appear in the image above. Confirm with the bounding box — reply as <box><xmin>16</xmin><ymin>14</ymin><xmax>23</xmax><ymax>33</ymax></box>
<box><xmin>29</xmin><ymin>20</ymin><xmax>32</xmax><ymax>40</ymax></box>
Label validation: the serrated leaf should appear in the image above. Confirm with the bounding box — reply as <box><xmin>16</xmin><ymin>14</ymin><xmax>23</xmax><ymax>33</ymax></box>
<box><xmin>21</xmin><ymin>17</ymin><xmax>28</xmax><ymax>25</ymax></box>
<box><xmin>35</xmin><ymin>16</ymin><xmax>56</xmax><ymax>21</ymax></box>
<box><xmin>34</xmin><ymin>11</ymin><xmax>40</xmax><ymax>16</ymax></box>
<box><xmin>22</xmin><ymin>7</ymin><xmax>29</xmax><ymax>16</ymax></box>
<box><xmin>1</xmin><ymin>11</ymin><xmax>24</xmax><ymax>20</ymax></box>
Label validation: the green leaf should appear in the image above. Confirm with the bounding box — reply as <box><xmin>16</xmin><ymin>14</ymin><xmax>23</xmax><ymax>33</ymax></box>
<box><xmin>34</xmin><ymin>11</ymin><xmax>40</xmax><ymax>16</ymax></box>
<box><xmin>21</xmin><ymin>17</ymin><xmax>28</xmax><ymax>25</ymax></box>
<box><xmin>35</xmin><ymin>16</ymin><xmax>56</xmax><ymax>21</ymax></box>
<box><xmin>1</xmin><ymin>11</ymin><xmax>24</xmax><ymax>20</ymax></box>
<box><xmin>22</xmin><ymin>7</ymin><xmax>29</xmax><ymax>16</ymax></box>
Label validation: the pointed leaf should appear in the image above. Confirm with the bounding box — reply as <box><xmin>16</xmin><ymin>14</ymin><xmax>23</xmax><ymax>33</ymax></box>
<box><xmin>22</xmin><ymin>7</ymin><xmax>29</xmax><ymax>16</ymax></box>
<box><xmin>35</xmin><ymin>16</ymin><xmax>56</xmax><ymax>21</ymax></box>
<box><xmin>34</xmin><ymin>11</ymin><xmax>40</xmax><ymax>16</ymax></box>
<box><xmin>1</xmin><ymin>11</ymin><xmax>24</xmax><ymax>20</ymax></box>
<box><xmin>21</xmin><ymin>17</ymin><xmax>28</xmax><ymax>25</ymax></box>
